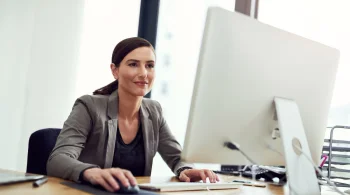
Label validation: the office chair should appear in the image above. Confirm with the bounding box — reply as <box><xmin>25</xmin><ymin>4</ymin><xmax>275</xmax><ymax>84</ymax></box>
<box><xmin>26</xmin><ymin>128</ymin><xmax>61</xmax><ymax>175</ymax></box>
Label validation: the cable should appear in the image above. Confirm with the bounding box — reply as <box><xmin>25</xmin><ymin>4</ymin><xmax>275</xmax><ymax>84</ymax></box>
<box><xmin>267</xmin><ymin>142</ymin><xmax>346</xmax><ymax>195</ymax></box>
<box><xmin>224</xmin><ymin>141</ymin><xmax>301</xmax><ymax>194</ymax></box>
<box><xmin>291</xmin><ymin>143</ymin><xmax>346</xmax><ymax>195</ymax></box>
<box><xmin>224</xmin><ymin>142</ymin><xmax>260</xmax><ymax>183</ymax></box>
<box><xmin>224</xmin><ymin>139</ymin><xmax>347</xmax><ymax>195</ymax></box>
<box><xmin>224</xmin><ymin>142</ymin><xmax>258</xmax><ymax>164</ymax></box>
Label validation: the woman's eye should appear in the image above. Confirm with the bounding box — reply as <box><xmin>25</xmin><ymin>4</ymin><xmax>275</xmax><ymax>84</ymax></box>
<box><xmin>129</xmin><ymin>63</ymin><xmax>137</xmax><ymax>67</ymax></box>
<box><xmin>147</xmin><ymin>64</ymin><xmax>155</xmax><ymax>68</ymax></box>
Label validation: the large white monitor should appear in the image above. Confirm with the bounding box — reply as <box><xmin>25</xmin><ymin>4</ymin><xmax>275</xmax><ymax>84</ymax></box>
<box><xmin>182</xmin><ymin>7</ymin><xmax>339</xmax><ymax>168</ymax></box>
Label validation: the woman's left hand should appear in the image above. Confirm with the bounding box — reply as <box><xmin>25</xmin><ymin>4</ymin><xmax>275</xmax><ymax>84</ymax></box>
<box><xmin>178</xmin><ymin>169</ymin><xmax>220</xmax><ymax>183</ymax></box>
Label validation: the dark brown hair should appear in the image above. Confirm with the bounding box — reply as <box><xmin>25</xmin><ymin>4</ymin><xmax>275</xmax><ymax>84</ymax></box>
<box><xmin>93</xmin><ymin>37</ymin><xmax>155</xmax><ymax>95</ymax></box>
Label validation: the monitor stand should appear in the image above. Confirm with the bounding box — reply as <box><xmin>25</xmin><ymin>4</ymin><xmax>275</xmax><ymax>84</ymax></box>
<box><xmin>274</xmin><ymin>97</ymin><xmax>320</xmax><ymax>195</ymax></box>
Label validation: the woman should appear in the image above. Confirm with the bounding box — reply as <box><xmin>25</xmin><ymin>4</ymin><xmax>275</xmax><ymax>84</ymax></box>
<box><xmin>47</xmin><ymin>37</ymin><xmax>219</xmax><ymax>192</ymax></box>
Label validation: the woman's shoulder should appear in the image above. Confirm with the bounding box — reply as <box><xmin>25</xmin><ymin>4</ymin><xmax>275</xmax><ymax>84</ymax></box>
<box><xmin>141</xmin><ymin>98</ymin><xmax>163</xmax><ymax>115</ymax></box>
<box><xmin>142</xmin><ymin>98</ymin><xmax>162</xmax><ymax>107</ymax></box>
<box><xmin>74</xmin><ymin>94</ymin><xmax>109</xmax><ymax>112</ymax></box>
<box><xmin>77</xmin><ymin>94</ymin><xmax>109</xmax><ymax>103</ymax></box>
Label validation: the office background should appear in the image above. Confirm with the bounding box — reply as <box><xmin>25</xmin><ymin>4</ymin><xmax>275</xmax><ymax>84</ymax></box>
<box><xmin>0</xmin><ymin>0</ymin><xmax>349</xmax><ymax>176</ymax></box>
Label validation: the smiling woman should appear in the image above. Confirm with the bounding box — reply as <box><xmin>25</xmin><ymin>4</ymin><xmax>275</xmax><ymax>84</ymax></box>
<box><xmin>46</xmin><ymin>37</ymin><xmax>219</xmax><ymax>193</ymax></box>
<box><xmin>93</xmin><ymin>37</ymin><xmax>155</xmax><ymax>96</ymax></box>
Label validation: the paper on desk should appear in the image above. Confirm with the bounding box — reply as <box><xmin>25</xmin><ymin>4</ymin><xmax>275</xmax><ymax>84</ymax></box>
<box><xmin>332</xmin><ymin>164</ymin><xmax>350</xmax><ymax>171</ymax></box>
<box><xmin>321</xmin><ymin>185</ymin><xmax>350</xmax><ymax>195</ymax></box>
<box><xmin>328</xmin><ymin>164</ymin><xmax>350</xmax><ymax>185</ymax></box>
<box><xmin>332</xmin><ymin>178</ymin><xmax>350</xmax><ymax>185</ymax></box>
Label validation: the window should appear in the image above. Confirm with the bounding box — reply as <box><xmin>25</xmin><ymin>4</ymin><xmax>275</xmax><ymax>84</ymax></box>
<box><xmin>152</xmin><ymin>0</ymin><xmax>236</xmax><ymax>176</ymax></box>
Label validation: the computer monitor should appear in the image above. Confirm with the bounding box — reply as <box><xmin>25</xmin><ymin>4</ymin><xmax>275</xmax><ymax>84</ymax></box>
<box><xmin>182</xmin><ymin>7</ymin><xmax>339</xmax><ymax>167</ymax></box>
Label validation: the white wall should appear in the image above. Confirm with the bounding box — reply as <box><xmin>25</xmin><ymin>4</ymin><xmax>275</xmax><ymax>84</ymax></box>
<box><xmin>0</xmin><ymin>0</ymin><xmax>140</xmax><ymax>172</ymax></box>
<box><xmin>74</xmin><ymin>0</ymin><xmax>140</xmax><ymax>98</ymax></box>
<box><xmin>0</xmin><ymin>0</ymin><xmax>35</xmax><ymax>171</ymax></box>
<box><xmin>0</xmin><ymin>0</ymin><xmax>86</xmax><ymax>171</ymax></box>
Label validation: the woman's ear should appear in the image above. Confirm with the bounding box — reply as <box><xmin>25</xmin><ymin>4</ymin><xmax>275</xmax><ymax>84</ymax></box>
<box><xmin>110</xmin><ymin>63</ymin><xmax>118</xmax><ymax>79</ymax></box>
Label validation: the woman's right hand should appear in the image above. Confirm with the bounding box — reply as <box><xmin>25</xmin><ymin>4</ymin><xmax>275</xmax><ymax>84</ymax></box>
<box><xmin>82</xmin><ymin>167</ymin><xmax>137</xmax><ymax>192</ymax></box>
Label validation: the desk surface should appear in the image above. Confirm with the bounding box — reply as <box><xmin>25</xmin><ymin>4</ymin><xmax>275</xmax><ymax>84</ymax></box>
<box><xmin>0</xmin><ymin>169</ymin><xmax>284</xmax><ymax>195</ymax></box>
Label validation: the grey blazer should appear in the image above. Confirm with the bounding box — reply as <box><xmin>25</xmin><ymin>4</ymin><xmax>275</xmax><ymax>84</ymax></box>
<box><xmin>47</xmin><ymin>90</ymin><xmax>191</xmax><ymax>182</ymax></box>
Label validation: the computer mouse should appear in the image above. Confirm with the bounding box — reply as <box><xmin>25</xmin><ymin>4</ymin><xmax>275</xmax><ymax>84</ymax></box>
<box><xmin>116</xmin><ymin>178</ymin><xmax>140</xmax><ymax>194</ymax></box>
<box><xmin>344</xmin><ymin>189</ymin><xmax>350</xmax><ymax>194</ymax></box>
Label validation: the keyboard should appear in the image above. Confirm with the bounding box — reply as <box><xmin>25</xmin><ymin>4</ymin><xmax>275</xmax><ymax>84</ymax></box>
<box><xmin>241</xmin><ymin>167</ymin><xmax>287</xmax><ymax>183</ymax></box>
<box><xmin>216</xmin><ymin>166</ymin><xmax>287</xmax><ymax>183</ymax></box>
<box><xmin>258</xmin><ymin>165</ymin><xmax>286</xmax><ymax>174</ymax></box>
<box><xmin>139</xmin><ymin>182</ymin><xmax>242</xmax><ymax>192</ymax></box>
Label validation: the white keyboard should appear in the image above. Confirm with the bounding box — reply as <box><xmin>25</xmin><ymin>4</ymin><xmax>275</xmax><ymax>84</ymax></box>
<box><xmin>139</xmin><ymin>182</ymin><xmax>242</xmax><ymax>192</ymax></box>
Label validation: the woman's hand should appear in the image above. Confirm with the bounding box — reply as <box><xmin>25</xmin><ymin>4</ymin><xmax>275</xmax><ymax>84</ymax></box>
<box><xmin>83</xmin><ymin>168</ymin><xmax>137</xmax><ymax>192</ymax></box>
<box><xmin>178</xmin><ymin>169</ymin><xmax>220</xmax><ymax>183</ymax></box>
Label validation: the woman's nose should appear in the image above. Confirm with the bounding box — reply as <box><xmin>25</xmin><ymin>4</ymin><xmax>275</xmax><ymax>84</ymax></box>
<box><xmin>138</xmin><ymin>66</ymin><xmax>148</xmax><ymax>78</ymax></box>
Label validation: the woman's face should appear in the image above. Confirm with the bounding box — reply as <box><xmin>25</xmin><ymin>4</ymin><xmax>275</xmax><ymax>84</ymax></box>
<box><xmin>112</xmin><ymin>46</ymin><xmax>156</xmax><ymax>97</ymax></box>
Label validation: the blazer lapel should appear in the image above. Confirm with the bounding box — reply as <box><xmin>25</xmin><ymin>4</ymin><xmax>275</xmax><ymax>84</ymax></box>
<box><xmin>105</xmin><ymin>90</ymin><xmax>119</xmax><ymax>168</ymax></box>
<box><xmin>140</xmin><ymin>102</ymin><xmax>154</xmax><ymax>176</ymax></box>
<box><xmin>104</xmin><ymin>90</ymin><xmax>154</xmax><ymax>174</ymax></box>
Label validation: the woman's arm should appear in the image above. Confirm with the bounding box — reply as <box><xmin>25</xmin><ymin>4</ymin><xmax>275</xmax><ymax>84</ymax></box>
<box><xmin>155</xmin><ymin>102</ymin><xmax>194</xmax><ymax>175</ymax></box>
<box><xmin>155</xmin><ymin>102</ymin><xmax>219</xmax><ymax>183</ymax></box>
<box><xmin>46</xmin><ymin>96</ymin><xmax>99</xmax><ymax>182</ymax></box>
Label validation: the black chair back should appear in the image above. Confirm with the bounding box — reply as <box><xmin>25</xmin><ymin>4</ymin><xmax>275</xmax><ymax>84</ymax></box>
<box><xmin>26</xmin><ymin>128</ymin><xmax>61</xmax><ymax>175</ymax></box>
